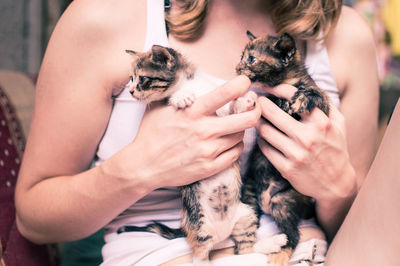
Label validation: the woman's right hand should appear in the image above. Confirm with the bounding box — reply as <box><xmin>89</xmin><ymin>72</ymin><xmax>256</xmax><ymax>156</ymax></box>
<box><xmin>100</xmin><ymin>75</ymin><xmax>261</xmax><ymax>190</ymax></box>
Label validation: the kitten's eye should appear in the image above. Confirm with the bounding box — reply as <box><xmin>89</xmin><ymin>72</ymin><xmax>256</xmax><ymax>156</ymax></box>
<box><xmin>139</xmin><ymin>76</ymin><xmax>147</xmax><ymax>83</ymax></box>
<box><xmin>247</xmin><ymin>55</ymin><xmax>256</xmax><ymax>64</ymax></box>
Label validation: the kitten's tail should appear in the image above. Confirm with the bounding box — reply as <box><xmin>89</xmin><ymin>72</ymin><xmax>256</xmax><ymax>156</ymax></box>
<box><xmin>117</xmin><ymin>222</ymin><xmax>186</xmax><ymax>240</ymax></box>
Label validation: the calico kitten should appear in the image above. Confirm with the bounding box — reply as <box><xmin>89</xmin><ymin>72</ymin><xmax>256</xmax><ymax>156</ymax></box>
<box><xmin>237</xmin><ymin>32</ymin><xmax>330</xmax><ymax>265</ymax></box>
<box><xmin>125</xmin><ymin>45</ymin><xmax>284</xmax><ymax>265</ymax></box>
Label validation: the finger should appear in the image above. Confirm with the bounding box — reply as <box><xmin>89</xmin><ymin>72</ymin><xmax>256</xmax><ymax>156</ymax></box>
<box><xmin>209</xmin><ymin>132</ymin><xmax>245</xmax><ymax>158</ymax></box>
<box><xmin>257</xmin><ymin>119</ymin><xmax>302</xmax><ymax>159</ymax></box>
<box><xmin>301</xmin><ymin>102</ymin><xmax>346</xmax><ymax>135</ymax></box>
<box><xmin>190</xmin><ymin>75</ymin><xmax>251</xmax><ymax>115</ymax></box>
<box><xmin>257</xmin><ymin>83</ymin><xmax>297</xmax><ymax>100</ymax></box>
<box><xmin>257</xmin><ymin>139</ymin><xmax>291</xmax><ymax>177</ymax></box>
<box><xmin>302</xmin><ymin>107</ymin><xmax>331</xmax><ymax>129</ymax></box>
<box><xmin>258</xmin><ymin>96</ymin><xmax>301</xmax><ymax>139</ymax></box>
<box><xmin>202</xmin><ymin>141</ymin><xmax>244</xmax><ymax>178</ymax></box>
<box><xmin>202</xmin><ymin>102</ymin><xmax>261</xmax><ymax>137</ymax></box>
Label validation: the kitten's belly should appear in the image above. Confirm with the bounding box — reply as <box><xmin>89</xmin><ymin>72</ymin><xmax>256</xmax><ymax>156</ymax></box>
<box><xmin>198</xmin><ymin>164</ymin><xmax>242</xmax><ymax>242</ymax></box>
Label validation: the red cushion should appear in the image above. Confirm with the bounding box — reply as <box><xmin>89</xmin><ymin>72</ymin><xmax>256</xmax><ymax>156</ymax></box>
<box><xmin>0</xmin><ymin>86</ymin><xmax>55</xmax><ymax>266</ymax></box>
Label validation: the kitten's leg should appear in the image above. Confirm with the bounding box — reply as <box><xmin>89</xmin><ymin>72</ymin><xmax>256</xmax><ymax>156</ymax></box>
<box><xmin>169</xmin><ymin>81</ymin><xmax>198</xmax><ymax>109</ymax></box>
<box><xmin>266</xmin><ymin>94</ymin><xmax>291</xmax><ymax>113</ymax></box>
<box><xmin>261</xmin><ymin>188</ymin><xmax>311</xmax><ymax>266</ymax></box>
<box><xmin>169</xmin><ymin>90</ymin><xmax>195</xmax><ymax>109</ymax></box>
<box><xmin>241</xmin><ymin>144</ymin><xmax>275</xmax><ymax>216</ymax></box>
<box><xmin>231</xmin><ymin>91</ymin><xmax>258</xmax><ymax>114</ymax></box>
<box><xmin>216</xmin><ymin>91</ymin><xmax>257</xmax><ymax>116</ymax></box>
<box><xmin>290</xmin><ymin>87</ymin><xmax>330</xmax><ymax>116</ymax></box>
<box><xmin>230</xmin><ymin>203</ymin><xmax>258</xmax><ymax>254</ymax></box>
<box><xmin>181</xmin><ymin>185</ymin><xmax>214</xmax><ymax>265</ymax></box>
<box><xmin>184</xmin><ymin>221</ymin><xmax>215</xmax><ymax>266</ymax></box>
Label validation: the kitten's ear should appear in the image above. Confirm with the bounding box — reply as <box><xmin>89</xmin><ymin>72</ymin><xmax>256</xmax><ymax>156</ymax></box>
<box><xmin>246</xmin><ymin>30</ymin><xmax>257</xmax><ymax>41</ymax></box>
<box><xmin>151</xmin><ymin>45</ymin><xmax>175</xmax><ymax>66</ymax></box>
<box><xmin>275</xmin><ymin>33</ymin><xmax>296</xmax><ymax>66</ymax></box>
<box><xmin>126</xmin><ymin>49</ymin><xmax>140</xmax><ymax>58</ymax></box>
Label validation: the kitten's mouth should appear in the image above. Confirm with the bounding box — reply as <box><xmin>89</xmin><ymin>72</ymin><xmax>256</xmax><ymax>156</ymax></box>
<box><xmin>236</xmin><ymin>66</ymin><xmax>256</xmax><ymax>81</ymax></box>
<box><xmin>130</xmin><ymin>90</ymin><xmax>150</xmax><ymax>102</ymax></box>
<box><xmin>131</xmin><ymin>91</ymin><xmax>165</xmax><ymax>104</ymax></box>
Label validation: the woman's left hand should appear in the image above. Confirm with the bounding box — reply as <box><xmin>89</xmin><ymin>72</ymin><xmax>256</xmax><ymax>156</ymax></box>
<box><xmin>256</xmin><ymin>84</ymin><xmax>358</xmax><ymax>238</ymax></box>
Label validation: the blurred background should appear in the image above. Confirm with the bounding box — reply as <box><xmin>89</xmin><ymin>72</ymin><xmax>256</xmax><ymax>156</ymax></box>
<box><xmin>346</xmin><ymin>0</ymin><xmax>400</xmax><ymax>142</ymax></box>
<box><xmin>0</xmin><ymin>0</ymin><xmax>70</xmax><ymax>76</ymax></box>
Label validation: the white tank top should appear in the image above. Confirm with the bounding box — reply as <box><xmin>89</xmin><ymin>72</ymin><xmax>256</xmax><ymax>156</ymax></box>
<box><xmin>97</xmin><ymin>0</ymin><xmax>340</xmax><ymax>246</ymax></box>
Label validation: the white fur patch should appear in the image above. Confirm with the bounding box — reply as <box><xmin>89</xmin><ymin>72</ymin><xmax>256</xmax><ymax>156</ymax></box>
<box><xmin>169</xmin><ymin>71</ymin><xmax>216</xmax><ymax>109</ymax></box>
<box><xmin>197</xmin><ymin>166</ymin><xmax>243</xmax><ymax>243</ymax></box>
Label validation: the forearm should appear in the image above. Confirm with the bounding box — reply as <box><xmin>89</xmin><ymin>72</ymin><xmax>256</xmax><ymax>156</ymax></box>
<box><xmin>15</xmin><ymin>162</ymin><xmax>153</xmax><ymax>244</ymax></box>
<box><xmin>315</xmin><ymin>163</ymin><xmax>357</xmax><ymax>241</ymax></box>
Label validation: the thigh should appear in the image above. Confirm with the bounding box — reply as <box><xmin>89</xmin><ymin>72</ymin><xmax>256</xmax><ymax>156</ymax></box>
<box><xmin>326</xmin><ymin>101</ymin><xmax>400</xmax><ymax>265</ymax></box>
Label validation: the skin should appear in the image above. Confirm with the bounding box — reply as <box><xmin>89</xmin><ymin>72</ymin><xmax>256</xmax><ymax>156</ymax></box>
<box><xmin>326</xmin><ymin>101</ymin><xmax>400</xmax><ymax>265</ymax></box>
<box><xmin>15</xmin><ymin>0</ymin><xmax>378</xmax><ymax>263</ymax></box>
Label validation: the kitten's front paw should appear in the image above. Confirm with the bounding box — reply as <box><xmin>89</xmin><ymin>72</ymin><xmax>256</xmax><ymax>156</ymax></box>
<box><xmin>254</xmin><ymin>234</ymin><xmax>287</xmax><ymax>254</ymax></box>
<box><xmin>290</xmin><ymin>92</ymin><xmax>311</xmax><ymax>115</ymax></box>
<box><xmin>232</xmin><ymin>91</ymin><xmax>257</xmax><ymax>114</ymax></box>
<box><xmin>290</xmin><ymin>89</ymin><xmax>329</xmax><ymax>116</ymax></box>
<box><xmin>169</xmin><ymin>92</ymin><xmax>195</xmax><ymax>109</ymax></box>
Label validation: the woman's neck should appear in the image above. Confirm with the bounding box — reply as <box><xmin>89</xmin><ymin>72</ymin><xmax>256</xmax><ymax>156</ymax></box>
<box><xmin>206</xmin><ymin>1</ymin><xmax>274</xmax><ymax>35</ymax></box>
<box><xmin>168</xmin><ymin>0</ymin><xmax>276</xmax><ymax>80</ymax></box>
<box><xmin>212</xmin><ymin>0</ymin><xmax>272</xmax><ymax>16</ymax></box>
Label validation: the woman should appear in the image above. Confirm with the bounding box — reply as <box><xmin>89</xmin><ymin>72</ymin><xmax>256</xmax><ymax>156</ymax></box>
<box><xmin>15</xmin><ymin>0</ymin><xmax>378</xmax><ymax>265</ymax></box>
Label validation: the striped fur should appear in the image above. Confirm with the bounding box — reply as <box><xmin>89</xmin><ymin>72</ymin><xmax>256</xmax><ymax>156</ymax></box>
<box><xmin>126</xmin><ymin>45</ymin><xmax>195</xmax><ymax>103</ymax></box>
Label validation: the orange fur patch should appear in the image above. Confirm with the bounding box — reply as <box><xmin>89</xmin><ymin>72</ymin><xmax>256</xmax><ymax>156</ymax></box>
<box><xmin>268</xmin><ymin>248</ymin><xmax>293</xmax><ymax>266</ymax></box>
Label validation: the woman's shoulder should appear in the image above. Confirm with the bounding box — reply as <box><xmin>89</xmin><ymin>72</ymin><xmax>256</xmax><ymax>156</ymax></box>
<box><xmin>326</xmin><ymin>6</ymin><xmax>376</xmax><ymax>60</ymax></box>
<box><xmin>48</xmin><ymin>0</ymin><xmax>147</xmax><ymax>93</ymax></box>
<box><xmin>329</xmin><ymin>6</ymin><xmax>375</xmax><ymax>46</ymax></box>
<box><xmin>325</xmin><ymin>5</ymin><xmax>377</xmax><ymax>92</ymax></box>
<box><xmin>61</xmin><ymin>0</ymin><xmax>146</xmax><ymax>37</ymax></box>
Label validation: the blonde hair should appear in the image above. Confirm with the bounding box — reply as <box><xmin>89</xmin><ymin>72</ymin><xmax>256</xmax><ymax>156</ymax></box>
<box><xmin>167</xmin><ymin>0</ymin><xmax>343</xmax><ymax>40</ymax></box>
<box><xmin>269</xmin><ymin>0</ymin><xmax>343</xmax><ymax>40</ymax></box>
<box><xmin>166</xmin><ymin>0</ymin><xmax>208</xmax><ymax>40</ymax></box>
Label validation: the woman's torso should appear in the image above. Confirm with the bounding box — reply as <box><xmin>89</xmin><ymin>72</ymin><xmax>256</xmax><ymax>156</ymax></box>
<box><xmin>97</xmin><ymin>0</ymin><xmax>340</xmax><ymax>263</ymax></box>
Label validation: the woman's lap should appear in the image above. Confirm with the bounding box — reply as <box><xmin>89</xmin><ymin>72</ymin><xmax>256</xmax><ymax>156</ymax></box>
<box><xmin>167</xmin><ymin>238</ymin><xmax>327</xmax><ymax>266</ymax></box>
<box><xmin>101</xmin><ymin>231</ymin><xmax>327</xmax><ymax>266</ymax></box>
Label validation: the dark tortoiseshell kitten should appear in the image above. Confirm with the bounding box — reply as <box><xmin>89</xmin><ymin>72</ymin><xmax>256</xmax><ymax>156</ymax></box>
<box><xmin>123</xmin><ymin>45</ymin><xmax>285</xmax><ymax>265</ymax></box>
<box><xmin>237</xmin><ymin>32</ymin><xmax>330</xmax><ymax>265</ymax></box>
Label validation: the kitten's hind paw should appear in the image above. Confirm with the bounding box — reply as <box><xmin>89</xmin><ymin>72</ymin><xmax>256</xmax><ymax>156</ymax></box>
<box><xmin>231</xmin><ymin>91</ymin><xmax>258</xmax><ymax>114</ymax></box>
<box><xmin>254</xmin><ymin>234</ymin><xmax>287</xmax><ymax>254</ymax></box>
